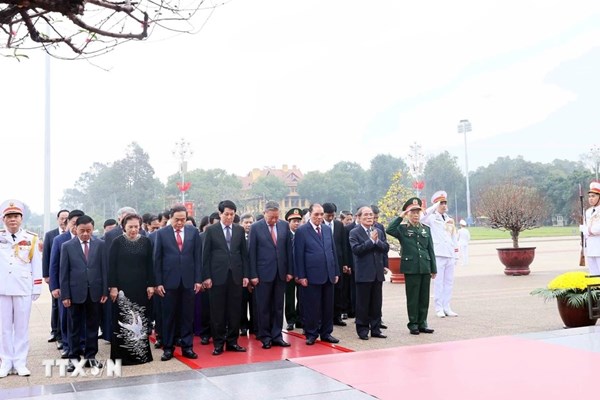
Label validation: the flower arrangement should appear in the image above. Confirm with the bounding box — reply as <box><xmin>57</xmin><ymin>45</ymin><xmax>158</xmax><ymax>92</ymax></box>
<box><xmin>530</xmin><ymin>271</ymin><xmax>600</xmax><ymax>308</ymax></box>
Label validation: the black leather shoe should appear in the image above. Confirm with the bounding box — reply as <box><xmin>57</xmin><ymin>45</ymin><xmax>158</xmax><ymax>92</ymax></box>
<box><xmin>419</xmin><ymin>327</ymin><xmax>434</xmax><ymax>334</ymax></box>
<box><xmin>409</xmin><ymin>328</ymin><xmax>420</xmax><ymax>335</ymax></box>
<box><xmin>61</xmin><ymin>350</ymin><xmax>70</xmax><ymax>359</ymax></box>
<box><xmin>272</xmin><ymin>339</ymin><xmax>290</xmax><ymax>347</ymax></box>
<box><xmin>295</xmin><ymin>322</ymin><xmax>303</xmax><ymax>329</ymax></box>
<box><xmin>286</xmin><ymin>323</ymin><xmax>294</xmax><ymax>331</ymax></box>
<box><xmin>240</xmin><ymin>328</ymin><xmax>248</xmax><ymax>336</ymax></box>
<box><xmin>161</xmin><ymin>350</ymin><xmax>173</xmax><ymax>361</ymax></box>
<box><xmin>333</xmin><ymin>318</ymin><xmax>347</xmax><ymax>327</ymax></box>
<box><xmin>371</xmin><ymin>333</ymin><xmax>387</xmax><ymax>339</ymax></box>
<box><xmin>306</xmin><ymin>337</ymin><xmax>316</xmax><ymax>345</ymax></box>
<box><xmin>86</xmin><ymin>359</ymin><xmax>103</xmax><ymax>368</ymax></box>
<box><xmin>56</xmin><ymin>342</ymin><xmax>64</xmax><ymax>350</ymax></box>
<box><xmin>262</xmin><ymin>341</ymin><xmax>272</xmax><ymax>349</ymax></box>
<box><xmin>182</xmin><ymin>349</ymin><xmax>198</xmax><ymax>359</ymax></box>
<box><xmin>154</xmin><ymin>340</ymin><xmax>163</xmax><ymax>349</ymax></box>
<box><xmin>320</xmin><ymin>335</ymin><xmax>339</xmax><ymax>344</ymax></box>
<box><xmin>226</xmin><ymin>343</ymin><xmax>246</xmax><ymax>352</ymax></box>
<box><xmin>48</xmin><ymin>335</ymin><xmax>59</xmax><ymax>343</ymax></box>
<box><xmin>212</xmin><ymin>346</ymin><xmax>224</xmax><ymax>356</ymax></box>
<box><xmin>358</xmin><ymin>335</ymin><xmax>369</xmax><ymax>340</ymax></box>
<box><xmin>380</xmin><ymin>324</ymin><xmax>388</xmax><ymax>329</ymax></box>
<box><xmin>200</xmin><ymin>337</ymin><xmax>210</xmax><ymax>345</ymax></box>
<box><xmin>66</xmin><ymin>360</ymin><xmax>76</xmax><ymax>373</ymax></box>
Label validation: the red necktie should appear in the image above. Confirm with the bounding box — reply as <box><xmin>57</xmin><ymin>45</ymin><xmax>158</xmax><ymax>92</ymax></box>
<box><xmin>316</xmin><ymin>226</ymin><xmax>321</xmax><ymax>238</ymax></box>
<box><xmin>83</xmin><ymin>241</ymin><xmax>89</xmax><ymax>261</ymax></box>
<box><xmin>176</xmin><ymin>230</ymin><xmax>183</xmax><ymax>251</ymax></box>
<box><xmin>269</xmin><ymin>225</ymin><xmax>277</xmax><ymax>246</ymax></box>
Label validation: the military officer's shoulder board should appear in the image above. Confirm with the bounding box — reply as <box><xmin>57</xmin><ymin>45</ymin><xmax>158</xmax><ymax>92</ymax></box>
<box><xmin>25</xmin><ymin>230</ymin><xmax>38</xmax><ymax>237</ymax></box>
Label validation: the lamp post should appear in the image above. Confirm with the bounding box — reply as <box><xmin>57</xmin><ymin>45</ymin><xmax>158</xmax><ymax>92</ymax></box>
<box><xmin>172</xmin><ymin>138</ymin><xmax>193</xmax><ymax>203</ymax></box>
<box><xmin>458</xmin><ymin>119</ymin><xmax>472</xmax><ymax>225</ymax></box>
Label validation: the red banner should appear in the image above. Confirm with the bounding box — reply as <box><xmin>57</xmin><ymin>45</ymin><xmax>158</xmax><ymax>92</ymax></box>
<box><xmin>176</xmin><ymin>182</ymin><xmax>191</xmax><ymax>192</ymax></box>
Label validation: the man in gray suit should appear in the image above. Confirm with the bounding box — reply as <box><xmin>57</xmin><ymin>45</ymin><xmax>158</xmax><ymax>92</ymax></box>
<box><xmin>60</xmin><ymin>215</ymin><xmax>107</xmax><ymax>371</ymax></box>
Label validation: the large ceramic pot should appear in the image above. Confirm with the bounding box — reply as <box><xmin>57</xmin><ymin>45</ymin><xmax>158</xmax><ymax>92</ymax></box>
<box><xmin>388</xmin><ymin>256</ymin><xmax>405</xmax><ymax>284</ymax></box>
<box><xmin>496</xmin><ymin>247</ymin><xmax>536</xmax><ymax>276</ymax></box>
<box><xmin>556</xmin><ymin>297</ymin><xmax>598</xmax><ymax>328</ymax></box>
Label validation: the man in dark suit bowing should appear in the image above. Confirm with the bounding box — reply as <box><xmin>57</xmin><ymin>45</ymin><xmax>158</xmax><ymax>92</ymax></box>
<box><xmin>248</xmin><ymin>201</ymin><xmax>293</xmax><ymax>349</ymax></box>
<box><xmin>154</xmin><ymin>205</ymin><xmax>203</xmax><ymax>361</ymax></box>
<box><xmin>294</xmin><ymin>203</ymin><xmax>340</xmax><ymax>345</ymax></box>
<box><xmin>59</xmin><ymin>215</ymin><xmax>107</xmax><ymax>371</ymax></box>
<box><xmin>42</xmin><ymin>209</ymin><xmax>69</xmax><ymax>345</ymax></box>
<box><xmin>202</xmin><ymin>200</ymin><xmax>249</xmax><ymax>355</ymax></box>
<box><xmin>349</xmin><ymin>206</ymin><xmax>389</xmax><ymax>340</ymax></box>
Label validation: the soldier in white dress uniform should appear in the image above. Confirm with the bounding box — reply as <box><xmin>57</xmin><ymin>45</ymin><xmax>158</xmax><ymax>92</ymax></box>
<box><xmin>421</xmin><ymin>191</ymin><xmax>458</xmax><ymax>318</ymax></box>
<box><xmin>457</xmin><ymin>219</ymin><xmax>471</xmax><ymax>266</ymax></box>
<box><xmin>0</xmin><ymin>200</ymin><xmax>42</xmax><ymax>378</ymax></box>
<box><xmin>582</xmin><ymin>182</ymin><xmax>600</xmax><ymax>276</ymax></box>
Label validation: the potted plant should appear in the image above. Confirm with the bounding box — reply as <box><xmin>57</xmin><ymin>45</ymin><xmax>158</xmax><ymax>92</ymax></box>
<box><xmin>475</xmin><ymin>183</ymin><xmax>549</xmax><ymax>275</ymax></box>
<box><xmin>377</xmin><ymin>172</ymin><xmax>416</xmax><ymax>284</ymax></box>
<box><xmin>530</xmin><ymin>271</ymin><xmax>600</xmax><ymax>328</ymax></box>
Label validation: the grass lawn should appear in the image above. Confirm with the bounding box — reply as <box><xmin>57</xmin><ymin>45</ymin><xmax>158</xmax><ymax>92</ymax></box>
<box><xmin>469</xmin><ymin>226</ymin><xmax>580</xmax><ymax>240</ymax></box>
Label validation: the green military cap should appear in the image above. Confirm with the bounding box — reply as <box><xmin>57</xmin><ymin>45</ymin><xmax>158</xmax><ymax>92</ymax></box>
<box><xmin>285</xmin><ymin>208</ymin><xmax>303</xmax><ymax>221</ymax></box>
<box><xmin>402</xmin><ymin>197</ymin><xmax>423</xmax><ymax>212</ymax></box>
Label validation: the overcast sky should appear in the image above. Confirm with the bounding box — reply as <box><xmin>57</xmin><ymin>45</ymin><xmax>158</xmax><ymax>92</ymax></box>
<box><xmin>2</xmin><ymin>0</ymin><xmax>600</xmax><ymax>215</ymax></box>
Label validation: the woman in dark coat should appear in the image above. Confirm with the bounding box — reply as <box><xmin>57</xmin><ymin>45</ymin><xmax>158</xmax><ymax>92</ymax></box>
<box><xmin>108</xmin><ymin>213</ymin><xmax>155</xmax><ymax>365</ymax></box>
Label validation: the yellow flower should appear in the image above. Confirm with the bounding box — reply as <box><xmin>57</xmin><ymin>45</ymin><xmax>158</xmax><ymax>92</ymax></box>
<box><xmin>547</xmin><ymin>271</ymin><xmax>600</xmax><ymax>291</ymax></box>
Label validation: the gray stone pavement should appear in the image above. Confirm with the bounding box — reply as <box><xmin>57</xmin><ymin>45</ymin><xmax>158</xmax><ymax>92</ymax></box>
<box><xmin>0</xmin><ymin>235</ymin><xmax>584</xmax><ymax>394</ymax></box>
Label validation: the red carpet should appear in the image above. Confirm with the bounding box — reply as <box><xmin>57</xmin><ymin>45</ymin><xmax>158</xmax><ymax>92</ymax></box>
<box><xmin>153</xmin><ymin>332</ymin><xmax>353</xmax><ymax>369</ymax></box>
<box><xmin>292</xmin><ymin>336</ymin><xmax>600</xmax><ymax>400</ymax></box>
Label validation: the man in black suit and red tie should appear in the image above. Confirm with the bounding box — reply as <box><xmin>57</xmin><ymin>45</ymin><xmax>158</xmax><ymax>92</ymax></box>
<box><xmin>202</xmin><ymin>200</ymin><xmax>249</xmax><ymax>355</ymax></box>
<box><xmin>248</xmin><ymin>201</ymin><xmax>293</xmax><ymax>349</ymax></box>
<box><xmin>349</xmin><ymin>206</ymin><xmax>389</xmax><ymax>340</ymax></box>
<box><xmin>59</xmin><ymin>215</ymin><xmax>107</xmax><ymax>371</ymax></box>
<box><xmin>154</xmin><ymin>205</ymin><xmax>203</xmax><ymax>361</ymax></box>
<box><xmin>294</xmin><ymin>203</ymin><xmax>340</xmax><ymax>345</ymax></box>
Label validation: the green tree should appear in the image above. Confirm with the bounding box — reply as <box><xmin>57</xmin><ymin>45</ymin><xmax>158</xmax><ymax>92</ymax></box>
<box><xmin>249</xmin><ymin>176</ymin><xmax>289</xmax><ymax>202</ymax></box>
<box><xmin>422</xmin><ymin>151</ymin><xmax>466</xmax><ymax>219</ymax></box>
<box><xmin>367</xmin><ymin>154</ymin><xmax>411</xmax><ymax>202</ymax></box>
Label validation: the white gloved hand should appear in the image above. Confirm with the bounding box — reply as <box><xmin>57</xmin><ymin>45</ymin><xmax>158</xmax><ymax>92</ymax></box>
<box><xmin>32</xmin><ymin>294</ymin><xmax>40</xmax><ymax>301</ymax></box>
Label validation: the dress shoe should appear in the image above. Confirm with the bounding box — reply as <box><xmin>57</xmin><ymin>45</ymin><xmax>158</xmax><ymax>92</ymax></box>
<box><xmin>48</xmin><ymin>335</ymin><xmax>59</xmax><ymax>343</ymax></box>
<box><xmin>358</xmin><ymin>335</ymin><xmax>369</xmax><ymax>340</ymax></box>
<box><xmin>262</xmin><ymin>341</ymin><xmax>272</xmax><ymax>349</ymax></box>
<box><xmin>66</xmin><ymin>361</ymin><xmax>76</xmax><ymax>373</ymax></box>
<box><xmin>0</xmin><ymin>367</ymin><xmax>11</xmax><ymax>378</ymax></box>
<box><xmin>409</xmin><ymin>328</ymin><xmax>420</xmax><ymax>335</ymax></box>
<box><xmin>15</xmin><ymin>366</ymin><xmax>31</xmax><ymax>376</ymax></box>
<box><xmin>380</xmin><ymin>323</ymin><xmax>388</xmax><ymax>329</ymax></box>
<box><xmin>60</xmin><ymin>350</ymin><xmax>70</xmax><ymax>359</ymax></box>
<box><xmin>182</xmin><ymin>349</ymin><xmax>198</xmax><ymax>359</ymax></box>
<box><xmin>333</xmin><ymin>318</ymin><xmax>347</xmax><ymax>327</ymax></box>
<box><xmin>306</xmin><ymin>337</ymin><xmax>317</xmax><ymax>345</ymax></box>
<box><xmin>444</xmin><ymin>309</ymin><xmax>458</xmax><ymax>317</ymax></box>
<box><xmin>226</xmin><ymin>343</ymin><xmax>246</xmax><ymax>352</ymax></box>
<box><xmin>341</xmin><ymin>313</ymin><xmax>348</xmax><ymax>320</ymax></box>
<box><xmin>212</xmin><ymin>346</ymin><xmax>224</xmax><ymax>356</ymax></box>
<box><xmin>320</xmin><ymin>335</ymin><xmax>339</xmax><ymax>344</ymax></box>
<box><xmin>85</xmin><ymin>359</ymin><xmax>103</xmax><ymax>369</ymax></box>
<box><xmin>240</xmin><ymin>328</ymin><xmax>248</xmax><ymax>336</ymax></box>
<box><xmin>419</xmin><ymin>327</ymin><xmax>435</xmax><ymax>334</ymax></box>
<box><xmin>371</xmin><ymin>333</ymin><xmax>387</xmax><ymax>339</ymax></box>
<box><xmin>161</xmin><ymin>350</ymin><xmax>173</xmax><ymax>361</ymax></box>
<box><xmin>436</xmin><ymin>310</ymin><xmax>446</xmax><ymax>318</ymax></box>
<box><xmin>56</xmin><ymin>342</ymin><xmax>64</xmax><ymax>350</ymax></box>
<box><xmin>200</xmin><ymin>337</ymin><xmax>210</xmax><ymax>345</ymax></box>
<box><xmin>286</xmin><ymin>323</ymin><xmax>295</xmax><ymax>331</ymax></box>
<box><xmin>154</xmin><ymin>340</ymin><xmax>163</xmax><ymax>349</ymax></box>
<box><xmin>272</xmin><ymin>339</ymin><xmax>291</xmax><ymax>347</ymax></box>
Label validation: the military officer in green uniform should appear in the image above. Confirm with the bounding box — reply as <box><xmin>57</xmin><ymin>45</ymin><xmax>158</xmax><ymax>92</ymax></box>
<box><xmin>386</xmin><ymin>197</ymin><xmax>437</xmax><ymax>335</ymax></box>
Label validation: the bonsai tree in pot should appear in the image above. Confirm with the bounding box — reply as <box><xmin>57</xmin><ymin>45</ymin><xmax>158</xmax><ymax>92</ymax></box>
<box><xmin>475</xmin><ymin>183</ymin><xmax>549</xmax><ymax>275</ymax></box>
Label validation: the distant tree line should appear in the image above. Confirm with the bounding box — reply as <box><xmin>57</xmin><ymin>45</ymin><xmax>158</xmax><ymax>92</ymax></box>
<box><xmin>52</xmin><ymin>142</ymin><xmax>593</xmax><ymax>226</ymax></box>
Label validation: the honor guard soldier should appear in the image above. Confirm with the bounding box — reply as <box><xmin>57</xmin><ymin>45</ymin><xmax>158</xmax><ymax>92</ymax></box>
<box><xmin>582</xmin><ymin>182</ymin><xmax>600</xmax><ymax>275</ymax></box>
<box><xmin>0</xmin><ymin>199</ymin><xmax>42</xmax><ymax>378</ymax></box>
